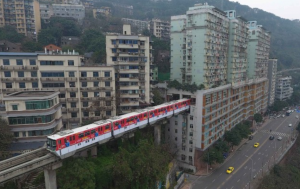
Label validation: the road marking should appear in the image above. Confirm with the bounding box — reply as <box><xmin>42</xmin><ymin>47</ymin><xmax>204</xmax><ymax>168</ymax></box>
<box><xmin>258</xmin><ymin>157</ymin><xmax>260</xmax><ymax>160</ymax></box>
<box><xmin>265</xmin><ymin>149</ymin><xmax>268</xmax><ymax>152</ymax></box>
<box><xmin>212</xmin><ymin>179</ymin><xmax>215</xmax><ymax>183</ymax></box>
<box><xmin>204</xmin><ymin>187</ymin><xmax>208</xmax><ymax>189</ymax></box>
<box><xmin>237</xmin><ymin>179</ymin><xmax>240</xmax><ymax>183</ymax></box>
<box><xmin>244</xmin><ymin>166</ymin><xmax>247</xmax><ymax>169</ymax></box>
<box><xmin>254</xmin><ymin>162</ymin><xmax>256</xmax><ymax>165</ymax></box>
<box><xmin>219</xmin><ymin>173</ymin><xmax>222</xmax><ymax>176</ymax></box>
<box><xmin>243</xmin><ymin>173</ymin><xmax>246</xmax><ymax>176</ymax></box>
<box><xmin>231</xmin><ymin>186</ymin><xmax>234</xmax><ymax>189</ymax></box>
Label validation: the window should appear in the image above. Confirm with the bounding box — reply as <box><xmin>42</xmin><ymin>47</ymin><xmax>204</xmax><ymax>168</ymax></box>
<box><xmin>104</xmin><ymin>72</ymin><xmax>110</xmax><ymax>77</ymax></box>
<box><xmin>106</xmin><ymin>101</ymin><xmax>111</xmax><ymax>106</ymax></box>
<box><xmin>175</xmin><ymin>121</ymin><xmax>178</xmax><ymax>125</ymax></box>
<box><xmin>82</xmin><ymin>92</ymin><xmax>88</xmax><ymax>97</ymax></box>
<box><xmin>42</xmin><ymin>83</ymin><xmax>65</xmax><ymax>88</ymax></box>
<box><xmin>71</xmin><ymin>102</ymin><xmax>76</xmax><ymax>108</ymax></box>
<box><xmin>83</xmin><ymin>102</ymin><xmax>88</xmax><ymax>107</ymax></box>
<box><xmin>18</xmin><ymin>71</ymin><xmax>24</xmax><ymax>77</ymax></box>
<box><xmin>16</xmin><ymin>59</ymin><xmax>23</xmax><ymax>65</ymax></box>
<box><xmin>30</xmin><ymin>59</ymin><xmax>36</xmax><ymax>65</ymax></box>
<box><xmin>3</xmin><ymin>59</ymin><xmax>9</xmax><ymax>65</ymax></box>
<box><xmin>70</xmin><ymin>92</ymin><xmax>76</xmax><ymax>97</ymax></box>
<box><xmin>71</xmin><ymin>112</ymin><xmax>77</xmax><ymax>118</ymax></box>
<box><xmin>82</xmin><ymin>82</ymin><xmax>87</xmax><ymax>87</ymax></box>
<box><xmin>111</xmin><ymin>40</ymin><xmax>116</xmax><ymax>44</ymax></box>
<box><xmin>190</xmin><ymin>116</ymin><xmax>193</xmax><ymax>120</ymax></box>
<box><xmin>189</xmin><ymin>148</ymin><xmax>193</xmax><ymax>152</ymax></box>
<box><xmin>105</xmin><ymin>81</ymin><xmax>110</xmax><ymax>87</ymax></box>
<box><xmin>105</xmin><ymin>92</ymin><xmax>111</xmax><ymax>97</ymax></box>
<box><xmin>14</xmin><ymin>132</ymin><xmax>19</xmax><ymax>137</ymax></box>
<box><xmin>32</xmin><ymin>82</ymin><xmax>38</xmax><ymax>88</ymax></box>
<box><xmin>69</xmin><ymin>82</ymin><xmax>75</xmax><ymax>87</ymax></box>
<box><xmin>31</xmin><ymin>71</ymin><xmax>37</xmax><ymax>77</ymax></box>
<box><xmin>69</xmin><ymin>72</ymin><xmax>75</xmax><ymax>77</ymax></box>
<box><xmin>68</xmin><ymin>60</ymin><xmax>74</xmax><ymax>66</ymax></box>
<box><xmin>93</xmin><ymin>72</ymin><xmax>98</xmax><ymax>77</ymax></box>
<box><xmin>190</xmin><ymin>124</ymin><xmax>193</xmax><ymax>128</ymax></box>
<box><xmin>83</xmin><ymin>112</ymin><xmax>89</xmax><ymax>117</ymax></box>
<box><xmin>112</xmin><ymin>57</ymin><xmax>117</xmax><ymax>61</ymax></box>
<box><xmin>40</xmin><ymin>61</ymin><xmax>63</xmax><ymax>66</ymax></box>
<box><xmin>181</xmin><ymin>154</ymin><xmax>186</xmax><ymax>161</ymax></box>
<box><xmin>19</xmin><ymin>82</ymin><xmax>25</xmax><ymax>88</ymax></box>
<box><xmin>41</xmin><ymin>72</ymin><xmax>64</xmax><ymax>77</ymax></box>
<box><xmin>59</xmin><ymin>94</ymin><xmax>65</xmax><ymax>98</ymax></box>
<box><xmin>112</xmin><ymin>48</ymin><xmax>116</xmax><ymax>53</ymax></box>
<box><xmin>95</xmin><ymin>111</ymin><xmax>100</xmax><ymax>116</ymax></box>
<box><xmin>175</xmin><ymin>137</ymin><xmax>177</xmax><ymax>141</ymax></box>
<box><xmin>94</xmin><ymin>92</ymin><xmax>99</xmax><ymax>97</ymax></box>
<box><xmin>93</xmin><ymin>81</ymin><xmax>99</xmax><ymax>87</ymax></box>
<box><xmin>4</xmin><ymin>71</ymin><xmax>11</xmax><ymax>77</ymax></box>
<box><xmin>175</xmin><ymin>129</ymin><xmax>177</xmax><ymax>133</ymax></box>
<box><xmin>12</xmin><ymin>105</ymin><xmax>18</xmax><ymax>110</ymax></box>
<box><xmin>6</xmin><ymin>83</ymin><xmax>12</xmax><ymax>88</ymax></box>
<box><xmin>189</xmin><ymin>132</ymin><xmax>193</xmax><ymax>136</ymax></box>
<box><xmin>22</xmin><ymin>132</ymin><xmax>26</xmax><ymax>137</ymax></box>
<box><xmin>106</xmin><ymin>111</ymin><xmax>111</xmax><ymax>116</ymax></box>
<box><xmin>81</xmin><ymin>71</ymin><xmax>87</xmax><ymax>77</ymax></box>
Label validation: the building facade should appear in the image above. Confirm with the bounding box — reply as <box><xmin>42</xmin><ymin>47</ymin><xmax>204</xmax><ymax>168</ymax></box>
<box><xmin>106</xmin><ymin>25</ymin><xmax>152</xmax><ymax>114</ymax></box>
<box><xmin>93</xmin><ymin>7</ymin><xmax>111</xmax><ymax>18</ymax></box>
<box><xmin>0</xmin><ymin>91</ymin><xmax>62</xmax><ymax>143</ymax></box>
<box><xmin>0</xmin><ymin>52</ymin><xmax>115</xmax><ymax>129</ymax></box>
<box><xmin>247</xmin><ymin>21</ymin><xmax>271</xmax><ymax>79</ymax></box>
<box><xmin>52</xmin><ymin>4</ymin><xmax>85</xmax><ymax>22</ymax></box>
<box><xmin>275</xmin><ymin>76</ymin><xmax>293</xmax><ymax>101</ymax></box>
<box><xmin>40</xmin><ymin>3</ymin><xmax>54</xmax><ymax>23</ymax></box>
<box><xmin>121</xmin><ymin>18</ymin><xmax>149</xmax><ymax>33</ymax></box>
<box><xmin>149</xmin><ymin>19</ymin><xmax>170</xmax><ymax>39</ymax></box>
<box><xmin>0</xmin><ymin>0</ymin><xmax>41</xmax><ymax>38</ymax></box>
<box><xmin>267</xmin><ymin>59</ymin><xmax>277</xmax><ymax>106</ymax></box>
<box><xmin>170</xmin><ymin>4</ymin><xmax>229</xmax><ymax>88</ymax></box>
<box><xmin>61</xmin><ymin>36</ymin><xmax>80</xmax><ymax>47</ymax></box>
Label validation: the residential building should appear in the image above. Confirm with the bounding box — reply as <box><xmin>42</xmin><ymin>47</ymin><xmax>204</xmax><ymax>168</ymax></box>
<box><xmin>121</xmin><ymin>18</ymin><xmax>149</xmax><ymax>33</ymax></box>
<box><xmin>52</xmin><ymin>4</ymin><xmax>85</xmax><ymax>22</ymax></box>
<box><xmin>0</xmin><ymin>91</ymin><xmax>62</xmax><ymax>143</ymax></box>
<box><xmin>267</xmin><ymin>59</ymin><xmax>277</xmax><ymax>106</ymax></box>
<box><xmin>40</xmin><ymin>3</ymin><xmax>54</xmax><ymax>23</ymax></box>
<box><xmin>275</xmin><ymin>76</ymin><xmax>293</xmax><ymax>101</ymax></box>
<box><xmin>170</xmin><ymin>3</ymin><xmax>229</xmax><ymax>88</ymax></box>
<box><xmin>111</xmin><ymin>3</ymin><xmax>133</xmax><ymax>16</ymax></box>
<box><xmin>81</xmin><ymin>0</ymin><xmax>94</xmax><ymax>8</ymax></box>
<box><xmin>166</xmin><ymin>78</ymin><xmax>269</xmax><ymax>171</ymax></box>
<box><xmin>225</xmin><ymin>10</ymin><xmax>248</xmax><ymax>84</ymax></box>
<box><xmin>0</xmin><ymin>52</ymin><xmax>115</xmax><ymax>129</ymax></box>
<box><xmin>93</xmin><ymin>7</ymin><xmax>111</xmax><ymax>18</ymax></box>
<box><xmin>149</xmin><ymin>19</ymin><xmax>170</xmax><ymax>39</ymax></box>
<box><xmin>150</xmin><ymin>64</ymin><xmax>158</xmax><ymax>85</ymax></box>
<box><xmin>0</xmin><ymin>0</ymin><xmax>41</xmax><ymax>38</ymax></box>
<box><xmin>44</xmin><ymin>44</ymin><xmax>62</xmax><ymax>53</ymax></box>
<box><xmin>0</xmin><ymin>40</ymin><xmax>22</xmax><ymax>52</ymax></box>
<box><xmin>247</xmin><ymin>21</ymin><xmax>271</xmax><ymax>79</ymax></box>
<box><xmin>106</xmin><ymin>25</ymin><xmax>152</xmax><ymax>114</ymax></box>
<box><xmin>61</xmin><ymin>36</ymin><xmax>80</xmax><ymax>47</ymax></box>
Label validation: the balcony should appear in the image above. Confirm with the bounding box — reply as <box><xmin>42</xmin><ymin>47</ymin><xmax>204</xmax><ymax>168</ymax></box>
<box><xmin>118</xmin><ymin>69</ymin><xmax>139</xmax><ymax>74</ymax></box>
<box><xmin>69</xmin><ymin>118</ymin><xmax>80</xmax><ymax>123</ymax></box>
<box><xmin>59</xmin><ymin>98</ymin><xmax>66</xmax><ymax>103</ymax></box>
<box><xmin>120</xmin><ymin>100</ymin><xmax>139</xmax><ymax>106</ymax></box>
<box><xmin>68</xmin><ymin>108</ymin><xmax>79</xmax><ymax>112</ymax></box>
<box><xmin>120</xmin><ymin>93</ymin><xmax>139</xmax><ymax>98</ymax></box>
<box><xmin>65</xmin><ymin>77</ymin><xmax>77</xmax><ymax>82</ymax></box>
<box><xmin>67</xmin><ymin>98</ymin><xmax>79</xmax><ymax>102</ymax></box>
<box><xmin>41</xmin><ymin>77</ymin><xmax>65</xmax><ymax>82</ymax></box>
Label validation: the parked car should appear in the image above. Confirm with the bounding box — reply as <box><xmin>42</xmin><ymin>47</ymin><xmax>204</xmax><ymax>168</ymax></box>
<box><xmin>269</xmin><ymin>136</ymin><xmax>275</xmax><ymax>140</ymax></box>
<box><xmin>249</xmin><ymin>135</ymin><xmax>254</xmax><ymax>140</ymax></box>
<box><xmin>289</xmin><ymin>124</ymin><xmax>292</xmax><ymax>127</ymax></box>
<box><xmin>278</xmin><ymin>137</ymin><xmax>283</xmax><ymax>141</ymax></box>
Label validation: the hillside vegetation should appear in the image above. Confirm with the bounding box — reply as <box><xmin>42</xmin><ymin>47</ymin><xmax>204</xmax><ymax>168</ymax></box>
<box><xmin>96</xmin><ymin>0</ymin><xmax>300</xmax><ymax>69</ymax></box>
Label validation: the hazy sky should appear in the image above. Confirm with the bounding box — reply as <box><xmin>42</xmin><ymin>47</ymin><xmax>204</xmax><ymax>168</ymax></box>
<box><xmin>232</xmin><ymin>0</ymin><xmax>299</xmax><ymax>20</ymax></box>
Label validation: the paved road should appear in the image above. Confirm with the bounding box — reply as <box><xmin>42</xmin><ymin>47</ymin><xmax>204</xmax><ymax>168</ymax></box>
<box><xmin>190</xmin><ymin>112</ymin><xmax>299</xmax><ymax>189</ymax></box>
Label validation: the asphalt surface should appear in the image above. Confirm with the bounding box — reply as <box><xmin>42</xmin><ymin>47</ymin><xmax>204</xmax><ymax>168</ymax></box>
<box><xmin>189</xmin><ymin>111</ymin><xmax>299</xmax><ymax>189</ymax></box>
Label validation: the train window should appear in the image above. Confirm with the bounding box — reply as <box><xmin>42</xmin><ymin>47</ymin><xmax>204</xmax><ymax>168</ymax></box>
<box><xmin>91</xmin><ymin>130</ymin><xmax>95</xmax><ymax>134</ymax></box>
<box><xmin>79</xmin><ymin>133</ymin><xmax>84</xmax><ymax>138</ymax></box>
<box><xmin>115</xmin><ymin>122</ymin><xmax>119</xmax><ymax>126</ymax></box>
<box><xmin>85</xmin><ymin>131</ymin><xmax>90</xmax><ymax>136</ymax></box>
<box><xmin>98</xmin><ymin>128</ymin><xmax>100</xmax><ymax>132</ymax></box>
<box><xmin>131</xmin><ymin>118</ymin><xmax>134</xmax><ymax>121</ymax></box>
<box><xmin>135</xmin><ymin>116</ymin><xmax>137</xmax><ymax>119</ymax></box>
<box><xmin>73</xmin><ymin>136</ymin><xmax>75</xmax><ymax>140</ymax></box>
<box><xmin>105</xmin><ymin>125</ymin><xmax>110</xmax><ymax>130</ymax></box>
<box><xmin>127</xmin><ymin>119</ymin><xmax>130</xmax><ymax>122</ymax></box>
<box><xmin>144</xmin><ymin>113</ymin><xmax>147</xmax><ymax>117</ymax></box>
<box><xmin>69</xmin><ymin>136</ymin><xmax>72</xmax><ymax>141</ymax></box>
<box><xmin>58</xmin><ymin>140</ymin><xmax>61</xmax><ymax>144</ymax></box>
<box><xmin>64</xmin><ymin>139</ymin><xmax>67</xmax><ymax>143</ymax></box>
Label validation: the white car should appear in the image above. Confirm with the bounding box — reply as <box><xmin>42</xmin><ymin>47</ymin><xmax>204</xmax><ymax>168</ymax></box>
<box><xmin>278</xmin><ymin>137</ymin><xmax>283</xmax><ymax>141</ymax></box>
<box><xmin>296</xmin><ymin>116</ymin><xmax>299</xmax><ymax>119</ymax></box>
<box><xmin>282</xmin><ymin>115</ymin><xmax>285</xmax><ymax>118</ymax></box>
<box><xmin>289</xmin><ymin>124</ymin><xmax>292</xmax><ymax>127</ymax></box>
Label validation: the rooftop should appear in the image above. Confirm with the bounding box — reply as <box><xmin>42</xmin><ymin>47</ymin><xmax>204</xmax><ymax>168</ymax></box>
<box><xmin>0</xmin><ymin>52</ymin><xmax>44</xmax><ymax>56</ymax></box>
<box><xmin>3</xmin><ymin>91</ymin><xmax>60</xmax><ymax>100</ymax></box>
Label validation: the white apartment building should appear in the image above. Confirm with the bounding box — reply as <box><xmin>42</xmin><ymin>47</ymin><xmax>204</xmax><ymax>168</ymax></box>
<box><xmin>275</xmin><ymin>76</ymin><xmax>293</xmax><ymax>101</ymax></box>
<box><xmin>52</xmin><ymin>4</ymin><xmax>85</xmax><ymax>22</ymax></box>
<box><xmin>122</xmin><ymin>18</ymin><xmax>149</xmax><ymax>33</ymax></box>
<box><xmin>149</xmin><ymin>19</ymin><xmax>170</xmax><ymax>39</ymax></box>
<box><xmin>106</xmin><ymin>25</ymin><xmax>152</xmax><ymax>115</ymax></box>
<box><xmin>267</xmin><ymin>59</ymin><xmax>277</xmax><ymax>106</ymax></box>
<box><xmin>0</xmin><ymin>52</ymin><xmax>115</xmax><ymax>129</ymax></box>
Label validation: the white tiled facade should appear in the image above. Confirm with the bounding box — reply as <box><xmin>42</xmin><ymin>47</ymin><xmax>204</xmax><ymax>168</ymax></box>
<box><xmin>275</xmin><ymin>76</ymin><xmax>293</xmax><ymax>101</ymax></box>
<box><xmin>267</xmin><ymin>59</ymin><xmax>277</xmax><ymax>106</ymax></box>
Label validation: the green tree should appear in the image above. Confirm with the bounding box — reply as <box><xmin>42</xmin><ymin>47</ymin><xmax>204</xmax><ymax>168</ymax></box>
<box><xmin>224</xmin><ymin>129</ymin><xmax>242</xmax><ymax>148</ymax></box>
<box><xmin>214</xmin><ymin>139</ymin><xmax>229</xmax><ymax>152</ymax></box>
<box><xmin>0</xmin><ymin>117</ymin><xmax>13</xmax><ymax>160</ymax></box>
<box><xmin>203</xmin><ymin>147</ymin><xmax>224</xmax><ymax>165</ymax></box>
<box><xmin>235</xmin><ymin>124</ymin><xmax>251</xmax><ymax>139</ymax></box>
<box><xmin>152</xmin><ymin>89</ymin><xmax>164</xmax><ymax>105</ymax></box>
<box><xmin>22</xmin><ymin>41</ymin><xmax>42</xmax><ymax>52</ymax></box>
<box><xmin>254</xmin><ymin>113</ymin><xmax>263</xmax><ymax>123</ymax></box>
<box><xmin>57</xmin><ymin>158</ymin><xmax>96</xmax><ymax>189</ymax></box>
<box><xmin>0</xmin><ymin>26</ymin><xmax>24</xmax><ymax>43</ymax></box>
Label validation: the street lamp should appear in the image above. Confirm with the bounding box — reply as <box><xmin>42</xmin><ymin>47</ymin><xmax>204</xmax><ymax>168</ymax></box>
<box><xmin>245</xmin><ymin>155</ymin><xmax>253</xmax><ymax>189</ymax></box>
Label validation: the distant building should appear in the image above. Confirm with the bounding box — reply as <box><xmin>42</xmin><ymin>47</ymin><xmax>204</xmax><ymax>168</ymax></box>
<box><xmin>44</xmin><ymin>44</ymin><xmax>62</xmax><ymax>53</ymax></box>
<box><xmin>149</xmin><ymin>19</ymin><xmax>170</xmax><ymax>39</ymax></box>
<box><xmin>0</xmin><ymin>41</ymin><xmax>22</xmax><ymax>52</ymax></box>
<box><xmin>93</xmin><ymin>7</ymin><xmax>111</xmax><ymax>18</ymax></box>
<box><xmin>121</xmin><ymin>18</ymin><xmax>149</xmax><ymax>33</ymax></box>
<box><xmin>52</xmin><ymin>4</ymin><xmax>85</xmax><ymax>22</ymax></box>
<box><xmin>111</xmin><ymin>3</ymin><xmax>133</xmax><ymax>16</ymax></box>
<box><xmin>0</xmin><ymin>0</ymin><xmax>41</xmax><ymax>39</ymax></box>
<box><xmin>275</xmin><ymin>76</ymin><xmax>293</xmax><ymax>101</ymax></box>
<box><xmin>81</xmin><ymin>0</ymin><xmax>94</xmax><ymax>8</ymax></box>
<box><xmin>267</xmin><ymin>59</ymin><xmax>277</xmax><ymax>106</ymax></box>
<box><xmin>0</xmin><ymin>91</ymin><xmax>62</xmax><ymax>153</ymax></box>
<box><xmin>61</xmin><ymin>36</ymin><xmax>80</xmax><ymax>47</ymax></box>
<box><xmin>40</xmin><ymin>3</ymin><xmax>54</xmax><ymax>23</ymax></box>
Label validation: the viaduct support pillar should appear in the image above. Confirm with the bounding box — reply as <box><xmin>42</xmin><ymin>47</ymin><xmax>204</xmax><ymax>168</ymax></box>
<box><xmin>91</xmin><ymin>146</ymin><xmax>97</xmax><ymax>157</ymax></box>
<box><xmin>44</xmin><ymin>161</ymin><xmax>62</xmax><ymax>189</ymax></box>
<box><xmin>154</xmin><ymin>124</ymin><xmax>161</xmax><ymax>145</ymax></box>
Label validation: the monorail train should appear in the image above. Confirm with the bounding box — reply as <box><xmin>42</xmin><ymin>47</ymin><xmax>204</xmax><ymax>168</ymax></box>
<box><xmin>46</xmin><ymin>99</ymin><xmax>191</xmax><ymax>159</ymax></box>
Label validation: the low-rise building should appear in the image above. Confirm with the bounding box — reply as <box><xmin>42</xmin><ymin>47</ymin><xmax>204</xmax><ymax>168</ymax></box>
<box><xmin>0</xmin><ymin>52</ymin><xmax>116</xmax><ymax>129</ymax></box>
<box><xmin>0</xmin><ymin>40</ymin><xmax>22</xmax><ymax>52</ymax></box>
<box><xmin>52</xmin><ymin>4</ymin><xmax>85</xmax><ymax>22</ymax></box>
<box><xmin>61</xmin><ymin>36</ymin><xmax>80</xmax><ymax>47</ymax></box>
<box><xmin>149</xmin><ymin>19</ymin><xmax>170</xmax><ymax>39</ymax></box>
<box><xmin>121</xmin><ymin>18</ymin><xmax>149</xmax><ymax>33</ymax></box>
<box><xmin>275</xmin><ymin>76</ymin><xmax>293</xmax><ymax>101</ymax></box>
<box><xmin>93</xmin><ymin>7</ymin><xmax>111</xmax><ymax>18</ymax></box>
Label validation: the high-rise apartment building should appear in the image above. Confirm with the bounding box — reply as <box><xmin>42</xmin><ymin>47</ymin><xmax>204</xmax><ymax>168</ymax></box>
<box><xmin>225</xmin><ymin>10</ymin><xmax>248</xmax><ymax>84</ymax></box>
<box><xmin>106</xmin><ymin>25</ymin><xmax>152</xmax><ymax>115</ymax></box>
<box><xmin>267</xmin><ymin>59</ymin><xmax>277</xmax><ymax>106</ymax></box>
<box><xmin>167</xmin><ymin>4</ymin><xmax>271</xmax><ymax>171</ymax></box>
<box><xmin>247</xmin><ymin>21</ymin><xmax>271</xmax><ymax>79</ymax></box>
<box><xmin>275</xmin><ymin>76</ymin><xmax>293</xmax><ymax>101</ymax></box>
<box><xmin>52</xmin><ymin>4</ymin><xmax>85</xmax><ymax>22</ymax></box>
<box><xmin>149</xmin><ymin>19</ymin><xmax>170</xmax><ymax>39</ymax></box>
<box><xmin>0</xmin><ymin>52</ymin><xmax>115</xmax><ymax>129</ymax></box>
<box><xmin>170</xmin><ymin>4</ymin><xmax>229</xmax><ymax>88</ymax></box>
<box><xmin>0</xmin><ymin>0</ymin><xmax>41</xmax><ymax>38</ymax></box>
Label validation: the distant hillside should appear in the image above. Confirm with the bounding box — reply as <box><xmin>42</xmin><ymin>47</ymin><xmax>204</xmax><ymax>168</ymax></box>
<box><xmin>95</xmin><ymin>0</ymin><xmax>300</xmax><ymax>70</ymax></box>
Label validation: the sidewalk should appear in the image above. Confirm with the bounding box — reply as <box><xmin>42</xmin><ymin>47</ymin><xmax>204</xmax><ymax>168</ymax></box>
<box><xmin>180</xmin><ymin>118</ymin><xmax>271</xmax><ymax>189</ymax></box>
